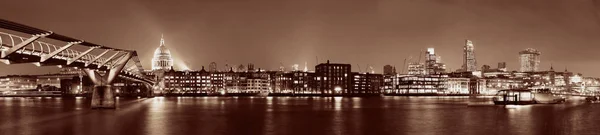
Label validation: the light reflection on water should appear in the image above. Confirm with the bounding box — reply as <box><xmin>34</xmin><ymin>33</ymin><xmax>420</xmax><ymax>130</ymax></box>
<box><xmin>0</xmin><ymin>96</ymin><xmax>599</xmax><ymax>135</ymax></box>
<box><xmin>146</xmin><ymin>98</ymin><xmax>168</xmax><ymax>135</ymax></box>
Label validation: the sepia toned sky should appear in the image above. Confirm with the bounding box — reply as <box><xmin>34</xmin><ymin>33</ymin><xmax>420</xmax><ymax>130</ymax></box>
<box><xmin>1</xmin><ymin>0</ymin><xmax>600</xmax><ymax>76</ymax></box>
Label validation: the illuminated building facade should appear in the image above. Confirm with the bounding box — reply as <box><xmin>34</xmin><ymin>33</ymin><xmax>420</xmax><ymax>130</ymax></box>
<box><xmin>222</xmin><ymin>69</ymin><xmax>270</xmax><ymax>94</ymax></box>
<box><xmin>0</xmin><ymin>75</ymin><xmax>37</xmax><ymax>91</ymax></box>
<box><xmin>446</xmin><ymin>77</ymin><xmax>470</xmax><ymax>94</ymax></box>
<box><xmin>163</xmin><ymin>67</ymin><xmax>224</xmax><ymax>94</ymax></box>
<box><xmin>447</xmin><ymin>72</ymin><xmax>488</xmax><ymax>94</ymax></box>
<box><xmin>350</xmin><ymin>73</ymin><xmax>383</xmax><ymax>95</ymax></box>
<box><xmin>383</xmin><ymin>74</ymin><xmax>400</xmax><ymax>94</ymax></box>
<box><xmin>483</xmin><ymin>71</ymin><xmax>511</xmax><ymax>78</ymax></box>
<box><xmin>270</xmin><ymin>71</ymin><xmax>288</xmax><ymax>93</ymax></box>
<box><xmin>583</xmin><ymin>77</ymin><xmax>600</xmax><ymax>93</ymax></box>
<box><xmin>270</xmin><ymin>71</ymin><xmax>318</xmax><ymax>95</ymax></box>
<box><xmin>242</xmin><ymin>75</ymin><xmax>270</xmax><ymax>93</ymax></box>
<box><xmin>287</xmin><ymin>71</ymin><xmax>317</xmax><ymax>94</ymax></box>
<box><xmin>0</xmin><ymin>72</ymin><xmax>105</xmax><ymax>96</ymax></box>
<box><xmin>210</xmin><ymin>71</ymin><xmax>224</xmax><ymax>91</ymax></box>
<box><xmin>523</xmin><ymin>67</ymin><xmax>574</xmax><ymax>91</ymax></box>
<box><xmin>407</xmin><ymin>62</ymin><xmax>426</xmax><ymax>75</ymax></box>
<box><xmin>384</xmin><ymin>74</ymin><xmax>448</xmax><ymax>95</ymax></box>
<box><xmin>315</xmin><ymin>60</ymin><xmax>351</xmax><ymax>95</ymax></box>
<box><xmin>485</xmin><ymin>77</ymin><xmax>523</xmax><ymax>95</ymax></box>
<box><xmin>462</xmin><ymin>40</ymin><xmax>477</xmax><ymax>72</ymax></box>
<box><xmin>445</xmin><ymin>77</ymin><xmax>470</xmax><ymax>94</ymax></box>
<box><xmin>152</xmin><ymin>35</ymin><xmax>174</xmax><ymax>71</ymax></box>
<box><xmin>223</xmin><ymin>69</ymin><xmax>240</xmax><ymax>92</ymax></box>
<box><xmin>519</xmin><ymin>48</ymin><xmax>541</xmax><ymax>72</ymax></box>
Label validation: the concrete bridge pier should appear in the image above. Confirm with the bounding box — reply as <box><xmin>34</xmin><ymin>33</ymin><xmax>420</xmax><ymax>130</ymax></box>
<box><xmin>84</xmin><ymin>52</ymin><xmax>133</xmax><ymax>109</ymax></box>
<box><xmin>147</xmin><ymin>84</ymin><xmax>155</xmax><ymax>98</ymax></box>
<box><xmin>141</xmin><ymin>83</ymin><xmax>154</xmax><ymax>98</ymax></box>
<box><xmin>91</xmin><ymin>85</ymin><xmax>117</xmax><ymax>109</ymax></box>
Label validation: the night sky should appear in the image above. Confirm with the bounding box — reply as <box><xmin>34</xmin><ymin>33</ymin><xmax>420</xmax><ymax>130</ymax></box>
<box><xmin>1</xmin><ymin>0</ymin><xmax>600</xmax><ymax>77</ymax></box>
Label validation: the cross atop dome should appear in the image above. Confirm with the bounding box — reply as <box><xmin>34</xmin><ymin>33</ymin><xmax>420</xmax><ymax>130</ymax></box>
<box><xmin>160</xmin><ymin>34</ymin><xmax>165</xmax><ymax>46</ymax></box>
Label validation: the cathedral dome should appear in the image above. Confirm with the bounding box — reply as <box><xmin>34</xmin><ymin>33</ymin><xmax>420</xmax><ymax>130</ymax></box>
<box><xmin>152</xmin><ymin>35</ymin><xmax>174</xmax><ymax>70</ymax></box>
<box><xmin>154</xmin><ymin>45</ymin><xmax>171</xmax><ymax>58</ymax></box>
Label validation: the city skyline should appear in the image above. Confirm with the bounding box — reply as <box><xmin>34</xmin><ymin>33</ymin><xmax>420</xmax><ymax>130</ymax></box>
<box><xmin>1</xmin><ymin>0</ymin><xmax>600</xmax><ymax>77</ymax></box>
<box><xmin>3</xmin><ymin>1</ymin><xmax>600</xmax><ymax>135</ymax></box>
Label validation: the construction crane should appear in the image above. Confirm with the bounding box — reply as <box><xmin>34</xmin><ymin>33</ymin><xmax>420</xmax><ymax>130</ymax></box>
<box><xmin>402</xmin><ymin>55</ymin><xmax>413</xmax><ymax>74</ymax></box>
<box><xmin>402</xmin><ymin>58</ymin><xmax>407</xmax><ymax>74</ymax></box>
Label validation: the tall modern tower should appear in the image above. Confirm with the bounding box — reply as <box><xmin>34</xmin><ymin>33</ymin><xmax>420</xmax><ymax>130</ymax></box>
<box><xmin>425</xmin><ymin>48</ymin><xmax>436</xmax><ymax>74</ymax></box>
<box><xmin>519</xmin><ymin>48</ymin><xmax>541</xmax><ymax>72</ymax></box>
<box><xmin>152</xmin><ymin>34</ymin><xmax>174</xmax><ymax>70</ymax></box>
<box><xmin>462</xmin><ymin>40</ymin><xmax>477</xmax><ymax>72</ymax></box>
<box><xmin>425</xmin><ymin>48</ymin><xmax>446</xmax><ymax>74</ymax></box>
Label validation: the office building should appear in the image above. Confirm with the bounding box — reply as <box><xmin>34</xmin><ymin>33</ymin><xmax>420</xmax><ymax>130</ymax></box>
<box><xmin>425</xmin><ymin>48</ymin><xmax>446</xmax><ymax>74</ymax></box>
<box><xmin>350</xmin><ymin>72</ymin><xmax>383</xmax><ymax>95</ymax></box>
<box><xmin>315</xmin><ymin>60</ymin><xmax>351</xmax><ymax>95</ymax></box>
<box><xmin>519</xmin><ymin>48</ymin><xmax>541</xmax><ymax>72</ymax></box>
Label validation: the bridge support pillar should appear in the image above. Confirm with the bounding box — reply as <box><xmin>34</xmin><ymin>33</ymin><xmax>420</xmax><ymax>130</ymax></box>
<box><xmin>91</xmin><ymin>85</ymin><xmax>116</xmax><ymax>109</ymax></box>
<box><xmin>84</xmin><ymin>52</ymin><xmax>133</xmax><ymax>109</ymax></box>
<box><xmin>144</xmin><ymin>84</ymin><xmax>154</xmax><ymax>98</ymax></box>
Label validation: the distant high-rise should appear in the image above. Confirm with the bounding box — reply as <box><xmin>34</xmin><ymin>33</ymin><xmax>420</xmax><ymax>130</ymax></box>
<box><xmin>237</xmin><ymin>64</ymin><xmax>246</xmax><ymax>72</ymax></box>
<box><xmin>209</xmin><ymin>62</ymin><xmax>217</xmax><ymax>72</ymax></box>
<box><xmin>279</xmin><ymin>65</ymin><xmax>285</xmax><ymax>72</ymax></box>
<box><xmin>383</xmin><ymin>65</ymin><xmax>395</xmax><ymax>75</ymax></box>
<box><xmin>482</xmin><ymin>65</ymin><xmax>491</xmax><ymax>72</ymax></box>
<box><xmin>304</xmin><ymin>61</ymin><xmax>308</xmax><ymax>72</ymax></box>
<box><xmin>519</xmin><ymin>48</ymin><xmax>541</xmax><ymax>72</ymax></box>
<box><xmin>425</xmin><ymin>48</ymin><xmax>446</xmax><ymax>74</ymax></box>
<box><xmin>462</xmin><ymin>40</ymin><xmax>477</xmax><ymax>72</ymax></box>
<box><xmin>497</xmin><ymin>62</ymin><xmax>507</xmax><ymax>72</ymax></box>
<box><xmin>292</xmin><ymin>64</ymin><xmax>299</xmax><ymax>71</ymax></box>
<box><xmin>152</xmin><ymin>34</ymin><xmax>174</xmax><ymax>71</ymax></box>
<box><xmin>247</xmin><ymin>63</ymin><xmax>255</xmax><ymax>72</ymax></box>
<box><xmin>224</xmin><ymin>63</ymin><xmax>230</xmax><ymax>71</ymax></box>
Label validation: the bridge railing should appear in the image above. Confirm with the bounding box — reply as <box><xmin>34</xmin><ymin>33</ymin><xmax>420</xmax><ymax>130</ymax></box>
<box><xmin>0</xmin><ymin>32</ymin><xmax>109</xmax><ymax>65</ymax></box>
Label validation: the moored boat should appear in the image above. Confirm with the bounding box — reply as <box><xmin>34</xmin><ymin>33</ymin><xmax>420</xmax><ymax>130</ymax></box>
<box><xmin>492</xmin><ymin>89</ymin><xmax>536</xmax><ymax>105</ymax></box>
<box><xmin>531</xmin><ymin>88</ymin><xmax>566</xmax><ymax>104</ymax></box>
<box><xmin>256</xmin><ymin>90</ymin><xmax>269</xmax><ymax>97</ymax></box>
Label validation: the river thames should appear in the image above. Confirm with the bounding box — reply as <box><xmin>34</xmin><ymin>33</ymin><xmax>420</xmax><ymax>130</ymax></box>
<box><xmin>0</xmin><ymin>96</ymin><xmax>598</xmax><ymax>135</ymax></box>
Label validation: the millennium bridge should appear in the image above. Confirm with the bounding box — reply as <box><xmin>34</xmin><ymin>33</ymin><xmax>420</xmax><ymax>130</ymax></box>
<box><xmin>0</xmin><ymin>19</ymin><xmax>154</xmax><ymax>109</ymax></box>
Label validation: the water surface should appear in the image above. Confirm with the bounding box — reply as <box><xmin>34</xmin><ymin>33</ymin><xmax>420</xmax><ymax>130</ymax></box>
<box><xmin>0</xmin><ymin>96</ymin><xmax>598</xmax><ymax>135</ymax></box>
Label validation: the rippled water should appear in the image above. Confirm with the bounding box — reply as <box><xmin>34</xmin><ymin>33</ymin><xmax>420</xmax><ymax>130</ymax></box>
<box><xmin>0</xmin><ymin>96</ymin><xmax>599</xmax><ymax>135</ymax></box>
